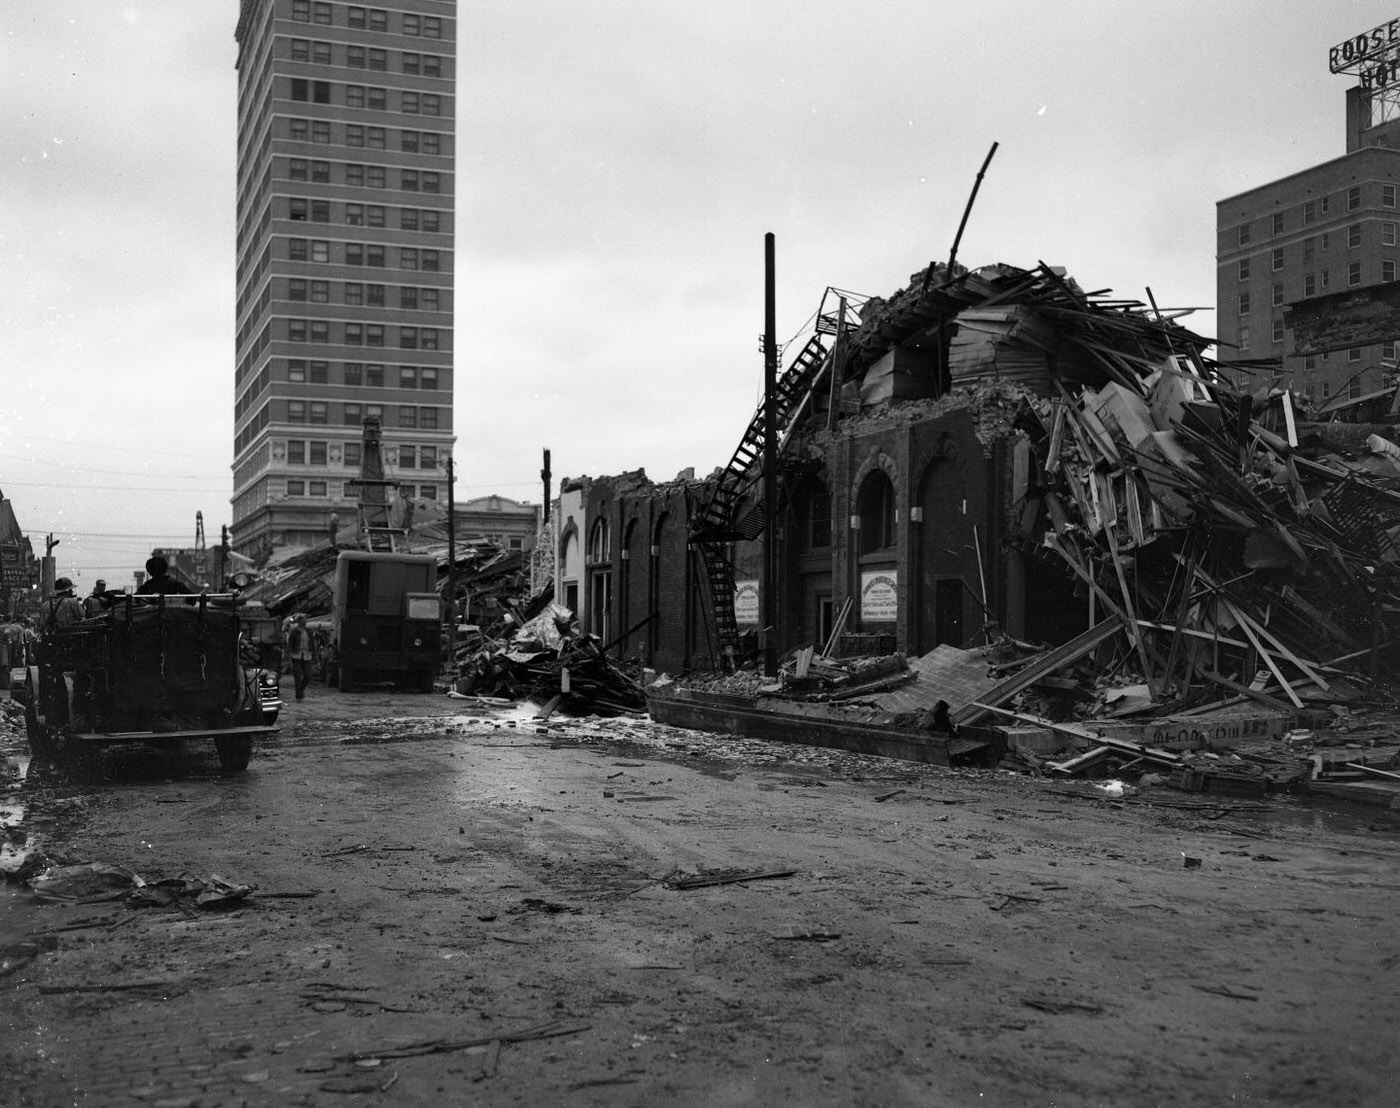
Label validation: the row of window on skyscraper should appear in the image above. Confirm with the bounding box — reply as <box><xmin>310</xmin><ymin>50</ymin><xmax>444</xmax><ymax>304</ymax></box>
<box><xmin>1236</xmin><ymin>222</ymin><xmax>1398</xmax><ymax>279</ymax></box>
<box><xmin>290</xmin><ymin>199</ymin><xmax>443</xmax><ymax>230</ymax></box>
<box><xmin>1236</xmin><ymin>183</ymin><xmax>1398</xmax><ymax>244</ymax></box>
<box><xmin>290</xmin><ymin>39</ymin><xmax>445</xmax><ymax>76</ymax></box>
<box><xmin>290</xmin><ymin>79</ymin><xmax>445</xmax><ymax>116</ymax></box>
<box><xmin>288</xmin><ymin>120</ymin><xmax>445</xmax><ymax>155</ymax></box>
<box><xmin>291</xmin><ymin>2</ymin><xmax>445</xmax><ymax>38</ymax></box>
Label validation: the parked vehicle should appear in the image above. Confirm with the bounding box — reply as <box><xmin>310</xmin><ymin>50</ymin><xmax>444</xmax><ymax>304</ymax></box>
<box><xmin>19</xmin><ymin>592</ymin><xmax>280</xmax><ymax>773</ymax></box>
<box><xmin>239</xmin><ymin>600</ymin><xmax>283</xmax><ymax>672</ymax></box>
<box><xmin>328</xmin><ymin>551</ymin><xmax>441</xmax><ymax>692</ymax></box>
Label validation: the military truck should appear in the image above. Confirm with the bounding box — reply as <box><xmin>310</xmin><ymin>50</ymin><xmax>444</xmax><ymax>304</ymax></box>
<box><xmin>21</xmin><ymin>591</ymin><xmax>281</xmax><ymax>773</ymax></box>
<box><xmin>327</xmin><ymin>550</ymin><xmax>442</xmax><ymax>692</ymax></box>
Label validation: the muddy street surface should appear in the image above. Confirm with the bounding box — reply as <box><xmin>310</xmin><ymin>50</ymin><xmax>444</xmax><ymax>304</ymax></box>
<box><xmin>2</xmin><ymin>684</ymin><xmax>1400</xmax><ymax>1107</ymax></box>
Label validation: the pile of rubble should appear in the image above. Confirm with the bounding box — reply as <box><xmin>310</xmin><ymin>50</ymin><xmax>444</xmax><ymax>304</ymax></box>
<box><xmin>450</xmin><ymin>602</ymin><xmax>647</xmax><ymax>718</ymax></box>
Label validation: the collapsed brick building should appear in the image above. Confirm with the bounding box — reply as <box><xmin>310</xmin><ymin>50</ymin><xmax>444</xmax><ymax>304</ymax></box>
<box><xmin>550</xmin><ymin>257</ymin><xmax>1400</xmax><ymax>705</ymax></box>
<box><xmin>549</xmin><ymin>261</ymin><xmax>1202</xmax><ymax>674</ymax></box>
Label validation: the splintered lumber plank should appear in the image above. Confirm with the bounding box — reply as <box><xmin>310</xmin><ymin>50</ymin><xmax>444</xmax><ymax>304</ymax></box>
<box><xmin>1158</xmin><ymin>550</ymin><xmax>1198</xmax><ymax>699</ymax></box>
<box><xmin>1226</xmin><ymin>601</ymin><xmax>1330</xmax><ymax>692</ymax></box>
<box><xmin>1219</xmin><ymin>608</ymin><xmax>1303</xmax><ymax>709</ymax></box>
<box><xmin>1199</xmin><ymin>669</ymin><xmax>1293</xmax><ymax>713</ymax></box>
<box><xmin>950</xmin><ymin>616</ymin><xmax>1124</xmax><ymax>726</ymax></box>
<box><xmin>1345</xmin><ymin>763</ymin><xmax>1400</xmax><ymax>781</ymax></box>
<box><xmin>1045</xmin><ymin>401</ymin><xmax>1067</xmax><ymax>474</ymax></box>
<box><xmin>1045</xmin><ymin>535</ymin><xmax>1129</xmax><ymax>630</ymax></box>
<box><xmin>1103</xmin><ymin>523</ymin><xmax>1156</xmax><ymax>697</ymax></box>
<box><xmin>971</xmin><ymin>703</ymin><xmax>1186</xmax><ymax>767</ymax></box>
<box><xmin>1046</xmin><ymin>746</ymin><xmax>1114</xmax><ymax>775</ymax></box>
<box><xmin>1135</xmin><ymin>621</ymin><xmax>1248</xmax><ymax>651</ymax></box>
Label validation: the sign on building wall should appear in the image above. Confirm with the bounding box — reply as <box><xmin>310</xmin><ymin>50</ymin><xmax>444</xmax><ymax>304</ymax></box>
<box><xmin>1285</xmin><ymin>281</ymin><xmax>1400</xmax><ymax>356</ymax></box>
<box><xmin>860</xmin><ymin>570</ymin><xmax>898</xmax><ymax>622</ymax></box>
<box><xmin>733</xmin><ymin>580</ymin><xmax>760</xmax><ymax>625</ymax></box>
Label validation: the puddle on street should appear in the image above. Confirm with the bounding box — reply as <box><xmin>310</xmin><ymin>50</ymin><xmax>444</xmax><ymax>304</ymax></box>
<box><xmin>1254</xmin><ymin>794</ymin><xmax>1400</xmax><ymax>839</ymax></box>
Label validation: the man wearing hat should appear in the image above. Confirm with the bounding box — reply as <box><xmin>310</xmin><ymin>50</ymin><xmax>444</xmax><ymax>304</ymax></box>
<box><xmin>43</xmin><ymin>578</ymin><xmax>87</xmax><ymax>631</ymax></box>
<box><xmin>84</xmin><ymin>579</ymin><xmax>111</xmax><ymax>618</ymax></box>
<box><xmin>285</xmin><ymin>612</ymin><xmax>316</xmax><ymax>701</ymax></box>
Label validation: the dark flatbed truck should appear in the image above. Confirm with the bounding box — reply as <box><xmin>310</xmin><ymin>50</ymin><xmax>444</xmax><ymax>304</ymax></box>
<box><xmin>20</xmin><ymin>592</ymin><xmax>281</xmax><ymax>773</ymax></box>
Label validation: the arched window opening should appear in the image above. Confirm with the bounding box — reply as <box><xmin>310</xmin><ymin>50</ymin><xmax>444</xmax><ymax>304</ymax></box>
<box><xmin>857</xmin><ymin>471</ymin><xmax>896</xmax><ymax>555</ymax></box>
<box><xmin>588</xmin><ymin>517</ymin><xmax>610</xmax><ymax>563</ymax></box>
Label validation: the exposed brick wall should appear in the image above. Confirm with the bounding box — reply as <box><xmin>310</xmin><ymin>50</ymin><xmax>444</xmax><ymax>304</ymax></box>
<box><xmin>558</xmin><ymin>412</ymin><xmax>1029</xmax><ymax>672</ymax></box>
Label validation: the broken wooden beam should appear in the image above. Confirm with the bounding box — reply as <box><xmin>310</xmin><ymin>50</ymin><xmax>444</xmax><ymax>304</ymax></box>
<box><xmin>951</xmin><ymin>616</ymin><xmax>1124</xmax><ymax>726</ymax></box>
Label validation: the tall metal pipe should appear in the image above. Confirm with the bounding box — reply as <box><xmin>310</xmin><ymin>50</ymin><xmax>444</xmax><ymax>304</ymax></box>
<box><xmin>763</xmin><ymin>233</ymin><xmax>778</xmax><ymax>678</ymax></box>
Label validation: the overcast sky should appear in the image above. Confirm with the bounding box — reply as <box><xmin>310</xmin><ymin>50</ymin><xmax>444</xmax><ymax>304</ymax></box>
<box><xmin>0</xmin><ymin>1</ymin><xmax>1390</xmax><ymax>586</ymax></box>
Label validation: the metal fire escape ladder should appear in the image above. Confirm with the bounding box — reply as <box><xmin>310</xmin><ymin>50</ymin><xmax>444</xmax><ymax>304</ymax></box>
<box><xmin>691</xmin><ymin>333</ymin><xmax>831</xmax><ymax>661</ymax></box>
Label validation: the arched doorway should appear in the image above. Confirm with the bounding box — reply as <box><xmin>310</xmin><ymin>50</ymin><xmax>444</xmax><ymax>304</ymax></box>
<box><xmin>915</xmin><ymin>449</ymin><xmax>971</xmax><ymax>651</ymax></box>
<box><xmin>855</xmin><ymin>469</ymin><xmax>898</xmax><ymax>640</ymax></box>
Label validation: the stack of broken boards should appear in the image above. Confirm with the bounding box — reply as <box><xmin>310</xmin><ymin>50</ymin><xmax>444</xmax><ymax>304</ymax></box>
<box><xmin>1010</xmin><ymin>352</ymin><xmax>1400</xmax><ymax>716</ymax></box>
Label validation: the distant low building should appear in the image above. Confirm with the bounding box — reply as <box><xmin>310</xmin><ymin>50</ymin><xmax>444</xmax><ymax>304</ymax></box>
<box><xmin>0</xmin><ymin>491</ymin><xmax>39</xmax><ymax>616</ymax></box>
<box><xmin>453</xmin><ymin>495</ymin><xmax>539</xmax><ymax>553</ymax></box>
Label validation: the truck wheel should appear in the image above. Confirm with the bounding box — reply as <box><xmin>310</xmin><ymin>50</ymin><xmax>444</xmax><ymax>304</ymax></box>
<box><xmin>68</xmin><ymin>740</ymin><xmax>102</xmax><ymax>782</ymax></box>
<box><xmin>215</xmin><ymin>735</ymin><xmax>253</xmax><ymax>772</ymax></box>
<box><xmin>24</xmin><ymin>704</ymin><xmax>56</xmax><ymax>759</ymax></box>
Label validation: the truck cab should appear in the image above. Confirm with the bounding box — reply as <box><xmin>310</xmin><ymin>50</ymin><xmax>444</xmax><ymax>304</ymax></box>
<box><xmin>330</xmin><ymin>551</ymin><xmax>442</xmax><ymax>692</ymax></box>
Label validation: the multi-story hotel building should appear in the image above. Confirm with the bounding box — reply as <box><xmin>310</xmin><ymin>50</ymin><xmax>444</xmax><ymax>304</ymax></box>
<box><xmin>1217</xmin><ymin>75</ymin><xmax>1400</xmax><ymax>408</ymax></box>
<box><xmin>232</xmin><ymin>0</ymin><xmax>455</xmax><ymax>554</ymax></box>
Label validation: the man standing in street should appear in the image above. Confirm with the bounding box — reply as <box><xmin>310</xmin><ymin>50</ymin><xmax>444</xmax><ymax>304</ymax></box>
<box><xmin>84</xmin><ymin>580</ymin><xmax>110</xmax><ymax>618</ymax></box>
<box><xmin>285</xmin><ymin>613</ymin><xmax>315</xmax><ymax>701</ymax></box>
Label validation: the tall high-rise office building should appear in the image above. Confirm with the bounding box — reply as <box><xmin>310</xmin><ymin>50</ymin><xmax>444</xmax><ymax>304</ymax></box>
<box><xmin>232</xmin><ymin>0</ymin><xmax>455</xmax><ymax>554</ymax></box>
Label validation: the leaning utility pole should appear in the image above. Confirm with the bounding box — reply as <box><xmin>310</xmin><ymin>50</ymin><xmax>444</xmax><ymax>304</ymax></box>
<box><xmin>762</xmin><ymin>232</ymin><xmax>778</xmax><ymax>678</ymax></box>
<box><xmin>541</xmin><ymin>447</ymin><xmax>552</xmax><ymax>524</ymax></box>
<box><xmin>446</xmin><ymin>455</ymin><xmax>457</xmax><ymax>655</ymax></box>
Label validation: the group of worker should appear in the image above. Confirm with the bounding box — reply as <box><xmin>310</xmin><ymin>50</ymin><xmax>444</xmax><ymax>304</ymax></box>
<box><xmin>19</xmin><ymin>557</ymin><xmax>321</xmax><ymax>703</ymax></box>
<box><xmin>36</xmin><ymin>556</ymin><xmax>196</xmax><ymax>633</ymax></box>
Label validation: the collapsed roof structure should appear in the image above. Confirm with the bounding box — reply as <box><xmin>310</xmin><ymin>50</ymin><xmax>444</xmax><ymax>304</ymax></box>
<box><xmin>688</xmin><ymin>258</ymin><xmax>1400</xmax><ymax>713</ymax></box>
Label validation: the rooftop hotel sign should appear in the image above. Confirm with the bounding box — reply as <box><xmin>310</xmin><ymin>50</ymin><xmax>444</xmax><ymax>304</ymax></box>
<box><xmin>1331</xmin><ymin>19</ymin><xmax>1400</xmax><ymax>89</ymax></box>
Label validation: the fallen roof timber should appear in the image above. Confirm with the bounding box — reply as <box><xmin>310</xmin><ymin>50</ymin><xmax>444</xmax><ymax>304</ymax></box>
<box><xmin>647</xmin><ymin>687</ymin><xmax>1002</xmax><ymax>767</ymax></box>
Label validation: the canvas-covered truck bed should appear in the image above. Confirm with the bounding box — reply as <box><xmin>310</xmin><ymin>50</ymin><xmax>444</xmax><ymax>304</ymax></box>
<box><xmin>21</xmin><ymin>593</ymin><xmax>280</xmax><ymax>773</ymax></box>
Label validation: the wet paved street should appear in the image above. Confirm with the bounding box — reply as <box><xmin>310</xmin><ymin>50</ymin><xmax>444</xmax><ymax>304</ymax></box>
<box><xmin>3</xmin><ymin>686</ymin><xmax>1400</xmax><ymax>1106</ymax></box>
